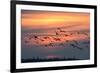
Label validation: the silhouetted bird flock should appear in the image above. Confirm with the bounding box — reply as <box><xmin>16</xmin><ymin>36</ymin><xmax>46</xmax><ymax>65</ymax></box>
<box><xmin>23</xmin><ymin>27</ymin><xmax>90</xmax><ymax>51</ymax></box>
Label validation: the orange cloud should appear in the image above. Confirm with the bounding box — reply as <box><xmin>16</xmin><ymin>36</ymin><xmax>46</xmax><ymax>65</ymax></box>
<box><xmin>21</xmin><ymin>11</ymin><xmax>90</xmax><ymax>29</ymax></box>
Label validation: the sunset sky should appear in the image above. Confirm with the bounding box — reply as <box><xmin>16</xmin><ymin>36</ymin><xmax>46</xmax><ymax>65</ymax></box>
<box><xmin>21</xmin><ymin>10</ymin><xmax>90</xmax><ymax>62</ymax></box>
<box><xmin>21</xmin><ymin>10</ymin><xmax>90</xmax><ymax>29</ymax></box>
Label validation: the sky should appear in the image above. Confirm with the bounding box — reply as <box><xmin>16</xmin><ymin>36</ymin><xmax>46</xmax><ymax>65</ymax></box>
<box><xmin>21</xmin><ymin>10</ymin><xmax>90</xmax><ymax>29</ymax></box>
<box><xmin>21</xmin><ymin>10</ymin><xmax>90</xmax><ymax>62</ymax></box>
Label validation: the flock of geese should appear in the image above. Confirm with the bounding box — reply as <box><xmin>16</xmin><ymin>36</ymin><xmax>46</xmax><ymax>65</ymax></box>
<box><xmin>23</xmin><ymin>27</ymin><xmax>90</xmax><ymax>51</ymax></box>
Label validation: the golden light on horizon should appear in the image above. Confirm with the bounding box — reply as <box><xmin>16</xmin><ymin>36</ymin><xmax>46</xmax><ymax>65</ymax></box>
<box><xmin>21</xmin><ymin>10</ymin><xmax>90</xmax><ymax>28</ymax></box>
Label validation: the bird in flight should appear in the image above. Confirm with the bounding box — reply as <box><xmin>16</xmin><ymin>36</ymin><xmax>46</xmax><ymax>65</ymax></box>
<box><xmin>53</xmin><ymin>38</ymin><xmax>61</xmax><ymax>41</ymax></box>
<box><xmin>55</xmin><ymin>32</ymin><xmax>59</xmax><ymax>35</ymax></box>
<box><xmin>57</xmin><ymin>28</ymin><xmax>66</xmax><ymax>33</ymax></box>
<box><xmin>34</xmin><ymin>35</ymin><xmax>38</xmax><ymax>40</ymax></box>
<box><xmin>70</xmin><ymin>44</ymin><xmax>83</xmax><ymax>50</ymax></box>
